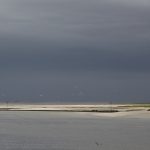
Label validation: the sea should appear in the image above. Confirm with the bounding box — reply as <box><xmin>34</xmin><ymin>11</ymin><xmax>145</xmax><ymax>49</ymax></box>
<box><xmin>0</xmin><ymin>111</ymin><xmax>150</xmax><ymax>150</ymax></box>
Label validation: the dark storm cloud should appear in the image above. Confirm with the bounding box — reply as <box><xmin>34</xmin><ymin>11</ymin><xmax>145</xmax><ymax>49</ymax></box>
<box><xmin>0</xmin><ymin>37</ymin><xmax>150</xmax><ymax>73</ymax></box>
<box><xmin>0</xmin><ymin>0</ymin><xmax>150</xmax><ymax>102</ymax></box>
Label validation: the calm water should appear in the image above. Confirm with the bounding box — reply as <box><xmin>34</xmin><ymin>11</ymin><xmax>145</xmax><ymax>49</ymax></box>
<box><xmin>0</xmin><ymin>111</ymin><xmax>150</xmax><ymax>150</ymax></box>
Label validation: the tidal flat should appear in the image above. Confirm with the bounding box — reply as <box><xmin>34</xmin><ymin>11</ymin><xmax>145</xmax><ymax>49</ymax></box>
<box><xmin>0</xmin><ymin>111</ymin><xmax>150</xmax><ymax>150</ymax></box>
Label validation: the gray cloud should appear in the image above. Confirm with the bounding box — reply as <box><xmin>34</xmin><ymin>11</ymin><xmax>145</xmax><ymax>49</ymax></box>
<box><xmin>0</xmin><ymin>0</ymin><xmax>150</xmax><ymax>103</ymax></box>
<box><xmin>0</xmin><ymin>37</ymin><xmax>150</xmax><ymax>73</ymax></box>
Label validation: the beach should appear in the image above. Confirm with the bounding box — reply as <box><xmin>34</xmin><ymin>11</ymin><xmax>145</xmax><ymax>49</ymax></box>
<box><xmin>0</xmin><ymin>103</ymin><xmax>150</xmax><ymax>118</ymax></box>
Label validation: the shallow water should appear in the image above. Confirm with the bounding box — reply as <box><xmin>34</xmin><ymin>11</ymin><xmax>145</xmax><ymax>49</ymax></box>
<box><xmin>0</xmin><ymin>111</ymin><xmax>150</xmax><ymax>150</ymax></box>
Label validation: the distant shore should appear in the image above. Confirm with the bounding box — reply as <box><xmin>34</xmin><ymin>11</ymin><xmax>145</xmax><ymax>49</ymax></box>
<box><xmin>0</xmin><ymin>103</ymin><xmax>149</xmax><ymax>111</ymax></box>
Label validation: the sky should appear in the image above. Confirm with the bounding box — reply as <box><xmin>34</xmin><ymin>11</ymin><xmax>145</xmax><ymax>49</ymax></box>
<box><xmin>0</xmin><ymin>0</ymin><xmax>150</xmax><ymax>103</ymax></box>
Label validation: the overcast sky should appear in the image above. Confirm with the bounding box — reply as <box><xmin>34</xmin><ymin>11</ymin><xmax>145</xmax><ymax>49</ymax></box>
<box><xmin>0</xmin><ymin>0</ymin><xmax>150</xmax><ymax>103</ymax></box>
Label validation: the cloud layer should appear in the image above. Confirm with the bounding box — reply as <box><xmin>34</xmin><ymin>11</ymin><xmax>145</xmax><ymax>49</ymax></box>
<box><xmin>0</xmin><ymin>0</ymin><xmax>150</xmax><ymax>103</ymax></box>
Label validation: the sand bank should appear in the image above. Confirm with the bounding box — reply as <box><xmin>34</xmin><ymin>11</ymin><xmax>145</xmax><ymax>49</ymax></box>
<box><xmin>91</xmin><ymin>110</ymin><xmax>150</xmax><ymax>118</ymax></box>
<box><xmin>0</xmin><ymin>104</ymin><xmax>149</xmax><ymax>118</ymax></box>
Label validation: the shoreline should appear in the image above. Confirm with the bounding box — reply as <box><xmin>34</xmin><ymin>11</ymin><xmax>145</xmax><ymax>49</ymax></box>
<box><xmin>0</xmin><ymin>103</ymin><xmax>149</xmax><ymax>110</ymax></box>
<box><xmin>0</xmin><ymin>104</ymin><xmax>149</xmax><ymax>118</ymax></box>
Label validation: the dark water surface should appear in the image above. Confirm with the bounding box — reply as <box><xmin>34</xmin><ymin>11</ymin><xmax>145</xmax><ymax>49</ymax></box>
<box><xmin>0</xmin><ymin>111</ymin><xmax>150</xmax><ymax>150</ymax></box>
